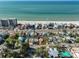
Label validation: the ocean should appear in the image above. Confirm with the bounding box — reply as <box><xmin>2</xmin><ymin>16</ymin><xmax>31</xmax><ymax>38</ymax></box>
<box><xmin>0</xmin><ymin>1</ymin><xmax>79</xmax><ymax>21</ymax></box>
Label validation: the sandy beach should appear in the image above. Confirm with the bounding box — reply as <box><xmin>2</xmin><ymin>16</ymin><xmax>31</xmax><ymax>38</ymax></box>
<box><xmin>18</xmin><ymin>21</ymin><xmax>79</xmax><ymax>25</ymax></box>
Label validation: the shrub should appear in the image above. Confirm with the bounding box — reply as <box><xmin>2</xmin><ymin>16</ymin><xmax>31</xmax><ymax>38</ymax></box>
<box><xmin>5</xmin><ymin>33</ymin><xmax>20</xmax><ymax>49</ymax></box>
<box><xmin>76</xmin><ymin>37</ymin><xmax>79</xmax><ymax>43</ymax></box>
<box><xmin>4</xmin><ymin>34</ymin><xmax>9</xmax><ymax>39</ymax></box>
<box><xmin>2</xmin><ymin>49</ymin><xmax>12</xmax><ymax>58</ymax></box>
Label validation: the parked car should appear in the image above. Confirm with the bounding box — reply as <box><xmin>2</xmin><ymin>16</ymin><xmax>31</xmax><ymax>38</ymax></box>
<box><xmin>48</xmin><ymin>47</ymin><xmax>59</xmax><ymax>58</ymax></box>
<box><xmin>59</xmin><ymin>50</ymin><xmax>73</xmax><ymax>58</ymax></box>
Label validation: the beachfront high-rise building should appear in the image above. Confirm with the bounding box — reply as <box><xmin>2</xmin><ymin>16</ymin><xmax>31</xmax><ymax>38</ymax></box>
<box><xmin>0</xmin><ymin>18</ymin><xmax>17</xmax><ymax>29</ymax></box>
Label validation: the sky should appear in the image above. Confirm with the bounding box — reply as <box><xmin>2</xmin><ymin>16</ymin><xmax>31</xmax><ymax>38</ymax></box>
<box><xmin>0</xmin><ymin>0</ymin><xmax>79</xmax><ymax>1</ymax></box>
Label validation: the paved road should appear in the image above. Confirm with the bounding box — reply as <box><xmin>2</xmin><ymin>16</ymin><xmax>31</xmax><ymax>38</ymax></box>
<box><xmin>31</xmin><ymin>43</ymin><xmax>79</xmax><ymax>49</ymax></box>
<box><xmin>0</xmin><ymin>28</ymin><xmax>79</xmax><ymax>33</ymax></box>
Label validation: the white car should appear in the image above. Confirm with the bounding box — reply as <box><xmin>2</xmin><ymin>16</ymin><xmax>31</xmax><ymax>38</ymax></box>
<box><xmin>48</xmin><ymin>48</ymin><xmax>58</xmax><ymax>58</ymax></box>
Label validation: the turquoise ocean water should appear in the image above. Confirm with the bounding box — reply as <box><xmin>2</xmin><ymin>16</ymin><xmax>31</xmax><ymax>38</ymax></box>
<box><xmin>0</xmin><ymin>1</ymin><xmax>79</xmax><ymax>21</ymax></box>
